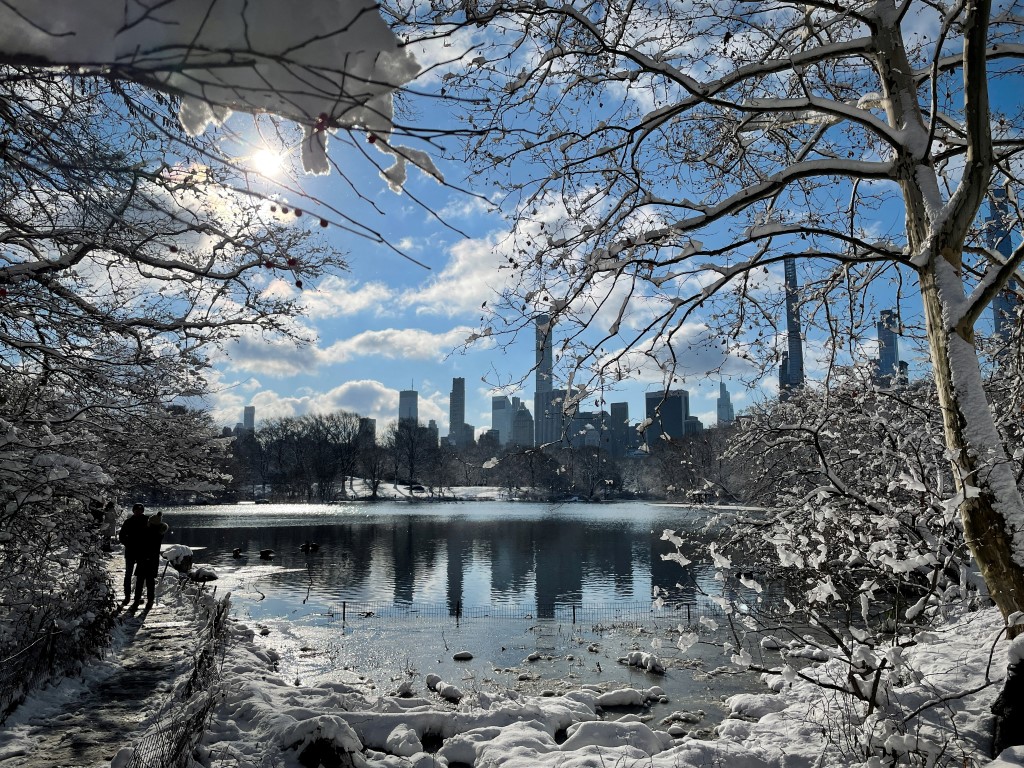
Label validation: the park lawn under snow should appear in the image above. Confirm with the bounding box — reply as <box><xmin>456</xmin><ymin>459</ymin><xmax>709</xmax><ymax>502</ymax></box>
<box><xmin>197</xmin><ymin>604</ymin><xmax>1024</xmax><ymax>768</ymax></box>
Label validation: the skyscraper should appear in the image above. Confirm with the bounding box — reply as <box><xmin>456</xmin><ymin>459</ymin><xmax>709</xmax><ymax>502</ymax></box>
<box><xmin>780</xmin><ymin>257</ymin><xmax>805</xmax><ymax>395</ymax></box>
<box><xmin>398</xmin><ymin>389</ymin><xmax>418</xmax><ymax>424</ymax></box>
<box><xmin>716</xmin><ymin>382</ymin><xmax>735</xmax><ymax>426</ymax></box>
<box><xmin>448</xmin><ymin>377</ymin><xmax>473</xmax><ymax>447</ymax></box>
<box><xmin>243</xmin><ymin>405</ymin><xmax>255</xmax><ymax>432</ymax></box>
<box><xmin>491</xmin><ymin>395</ymin><xmax>513</xmax><ymax>445</ymax></box>
<box><xmin>536</xmin><ymin>313</ymin><xmax>554</xmax><ymax>393</ymax></box>
<box><xmin>645</xmin><ymin>390</ymin><xmax>685</xmax><ymax>444</ymax></box>
<box><xmin>534</xmin><ymin>314</ymin><xmax>565</xmax><ymax>445</ymax></box>
<box><xmin>874</xmin><ymin>309</ymin><xmax>901</xmax><ymax>386</ymax></box>
<box><xmin>510</xmin><ymin>402</ymin><xmax>535</xmax><ymax>447</ymax></box>
<box><xmin>609</xmin><ymin>401</ymin><xmax>631</xmax><ymax>457</ymax></box>
<box><xmin>987</xmin><ymin>187</ymin><xmax>1018</xmax><ymax>342</ymax></box>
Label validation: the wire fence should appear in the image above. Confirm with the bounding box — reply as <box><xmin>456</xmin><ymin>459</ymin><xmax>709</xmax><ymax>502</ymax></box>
<box><xmin>323</xmin><ymin>599</ymin><xmax>731</xmax><ymax>629</ymax></box>
<box><xmin>121</xmin><ymin>585</ymin><xmax>231</xmax><ymax>768</ymax></box>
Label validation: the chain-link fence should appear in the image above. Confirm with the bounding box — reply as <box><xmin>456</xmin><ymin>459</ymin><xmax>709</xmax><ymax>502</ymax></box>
<box><xmin>323</xmin><ymin>599</ymin><xmax>730</xmax><ymax>629</ymax></box>
<box><xmin>119</xmin><ymin>588</ymin><xmax>231</xmax><ymax>768</ymax></box>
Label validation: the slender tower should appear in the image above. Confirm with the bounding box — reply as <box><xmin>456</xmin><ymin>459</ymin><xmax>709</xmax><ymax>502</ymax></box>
<box><xmin>988</xmin><ymin>187</ymin><xmax>1018</xmax><ymax>342</ymax></box>
<box><xmin>875</xmin><ymin>309</ymin><xmax>901</xmax><ymax>386</ymax></box>
<box><xmin>535</xmin><ymin>313</ymin><xmax>554</xmax><ymax>393</ymax></box>
<box><xmin>781</xmin><ymin>258</ymin><xmax>805</xmax><ymax>395</ymax></box>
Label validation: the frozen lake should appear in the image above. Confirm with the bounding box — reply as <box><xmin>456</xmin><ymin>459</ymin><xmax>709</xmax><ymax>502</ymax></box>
<box><xmin>156</xmin><ymin>500</ymin><xmax>766</xmax><ymax>725</ymax></box>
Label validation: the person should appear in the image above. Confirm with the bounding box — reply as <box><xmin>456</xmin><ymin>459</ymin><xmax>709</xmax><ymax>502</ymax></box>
<box><xmin>118</xmin><ymin>503</ymin><xmax>149</xmax><ymax>603</ymax></box>
<box><xmin>133</xmin><ymin>511</ymin><xmax>169</xmax><ymax>610</ymax></box>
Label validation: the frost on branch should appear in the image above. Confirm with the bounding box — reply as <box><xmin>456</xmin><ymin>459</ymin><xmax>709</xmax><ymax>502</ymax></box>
<box><xmin>0</xmin><ymin>0</ymin><xmax>424</xmax><ymax>179</ymax></box>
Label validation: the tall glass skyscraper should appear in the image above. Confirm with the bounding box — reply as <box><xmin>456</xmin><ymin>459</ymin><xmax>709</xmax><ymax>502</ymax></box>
<box><xmin>780</xmin><ymin>257</ymin><xmax>805</xmax><ymax>394</ymax></box>
<box><xmin>987</xmin><ymin>187</ymin><xmax>1018</xmax><ymax>342</ymax></box>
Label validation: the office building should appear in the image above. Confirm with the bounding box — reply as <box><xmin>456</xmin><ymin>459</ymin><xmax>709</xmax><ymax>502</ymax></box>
<box><xmin>510</xmin><ymin>403</ymin><xmax>535</xmax><ymax>447</ymax></box>
<box><xmin>874</xmin><ymin>309</ymin><xmax>901</xmax><ymax>386</ymax></box>
<box><xmin>243</xmin><ymin>405</ymin><xmax>255</xmax><ymax>432</ymax></box>
<box><xmin>609</xmin><ymin>402</ymin><xmax>631</xmax><ymax>457</ymax></box>
<box><xmin>534</xmin><ymin>314</ymin><xmax>565</xmax><ymax>446</ymax></box>
<box><xmin>536</xmin><ymin>313</ymin><xmax>554</xmax><ymax>393</ymax></box>
<box><xmin>398</xmin><ymin>389</ymin><xmax>418</xmax><ymax>424</ymax></box>
<box><xmin>988</xmin><ymin>187</ymin><xmax>1018</xmax><ymax>342</ymax></box>
<box><xmin>780</xmin><ymin>257</ymin><xmax>805</xmax><ymax>396</ymax></box>
<box><xmin>448</xmin><ymin>377</ymin><xmax>474</xmax><ymax>448</ymax></box>
<box><xmin>716</xmin><ymin>382</ymin><xmax>735</xmax><ymax>426</ymax></box>
<box><xmin>491</xmin><ymin>395</ymin><xmax>513</xmax><ymax>445</ymax></box>
<box><xmin>645</xmin><ymin>389</ymin><xmax>702</xmax><ymax>447</ymax></box>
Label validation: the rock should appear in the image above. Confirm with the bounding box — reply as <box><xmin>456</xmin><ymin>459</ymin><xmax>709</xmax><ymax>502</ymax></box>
<box><xmin>453</xmin><ymin>651</ymin><xmax>473</xmax><ymax>661</ymax></box>
<box><xmin>425</xmin><ymin>673</ymin><xmax>442</xmax><ymax>691</ymax></box>
<box><xmin>386</xmin><ymin>724</ymin><xmax>422</xmax><ymax>757</ymax></box>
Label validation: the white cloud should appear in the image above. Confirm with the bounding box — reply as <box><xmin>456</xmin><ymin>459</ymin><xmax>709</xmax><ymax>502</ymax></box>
<box><xmin>300</xmin><ymin>275</ymin><xmax>396</xmax><ymax>319</ymax></box>
<box><xmin>321</xmin><ymin>326</ymin><xmax>482</xmax><ymax>365</ymax></box>
<box><xmin>403</xmin><ymin>233</ymin><xmax>512</xmax><ymax>316</ymax></box>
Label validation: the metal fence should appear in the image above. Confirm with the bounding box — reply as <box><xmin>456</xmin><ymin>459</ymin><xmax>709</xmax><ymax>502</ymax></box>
<box><xmin>323</xmin><ymin>599</ymin><xmax>729</xmax><ymax>628</ymax></box>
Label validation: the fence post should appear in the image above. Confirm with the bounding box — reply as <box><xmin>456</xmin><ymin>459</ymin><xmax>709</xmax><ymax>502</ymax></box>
<box><xmin>572</xmin><ymin>605</ymin><xmax>576</xmax><ymax>625</ymax></box>
<box><xmin>342</xmin><ymin>601</ymin><xmax>346</xmax><ymax>624</ymax></box>
<box><xmin>687</xmin><ymin>604</ymin><xmax>691</xmax><ymax>624</ymax></box>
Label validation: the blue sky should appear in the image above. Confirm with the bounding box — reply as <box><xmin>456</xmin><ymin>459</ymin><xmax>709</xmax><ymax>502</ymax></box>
<box><xmin>199</xmin><ymin>22</ymin><xmax>1017</xmax><ymax>440</ymax></box>
<box><xmin>205</xmin><ymin>126</ymin><xmax>753</xmax><ymax>435</ymax></box>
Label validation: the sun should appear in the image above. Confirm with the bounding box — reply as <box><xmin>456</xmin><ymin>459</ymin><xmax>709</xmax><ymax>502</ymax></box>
<box><xmin>250</xmin><ymin>148</ymin><xmax>284</xmax><ymax>177</ymax></box>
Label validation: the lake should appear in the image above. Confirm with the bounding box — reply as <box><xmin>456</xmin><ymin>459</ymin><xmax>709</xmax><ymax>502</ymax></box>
<box><xmin>155</xmin><ymin>500</ymin><xmax>767</xmax><ymax>726</ymax></box>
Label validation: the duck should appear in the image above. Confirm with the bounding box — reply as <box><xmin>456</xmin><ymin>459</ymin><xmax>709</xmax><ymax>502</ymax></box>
<box><xmin>300</xmin><ymin>541</ymin><xmax>319</xmax><ymax>553</ymax></box>
<box><xmin>232</xmin><ymin>548</ymin><xmax>243</xmax><ymax>559</ymax></box>
<box><xmin>259</xmin><ymin>549</ymin><xmax>274</xmax><ymax>559</ymax></box>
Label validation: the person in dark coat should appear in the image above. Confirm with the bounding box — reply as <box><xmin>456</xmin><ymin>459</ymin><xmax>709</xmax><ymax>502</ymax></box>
<box><xmin>133</xmin><ymin>511</ymin><xmax>169</xmax><ymax>609</ymax></box>
<box><xmin>117</xmin><ymin>503</ymin><xmax>149</xmax><ymax>603</ymax></box>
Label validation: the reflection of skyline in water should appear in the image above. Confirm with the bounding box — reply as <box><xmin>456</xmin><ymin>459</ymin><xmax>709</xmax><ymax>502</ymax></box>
<box><xmin>158</xmin><ymin>501</ymin><xmax>717</xmax><ymax>615</ymax></box>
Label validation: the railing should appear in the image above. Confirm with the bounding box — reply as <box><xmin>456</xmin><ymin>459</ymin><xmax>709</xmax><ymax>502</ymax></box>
<box><xmin>323</xmin><ymin>599</ymin><xmax>729</xmax><ymax>628</ymax></box>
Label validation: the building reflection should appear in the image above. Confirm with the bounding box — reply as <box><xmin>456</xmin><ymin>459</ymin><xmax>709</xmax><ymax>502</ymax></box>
<box><xmin>163</xmin><ymin>508</ymin><xmax>713</xmax><ymax>610</ymax></box>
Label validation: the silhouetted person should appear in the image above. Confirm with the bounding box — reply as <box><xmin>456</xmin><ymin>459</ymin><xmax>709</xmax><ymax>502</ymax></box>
<box><xmin>118</xmin><ymin>503</ymin><xmax>149</xmax><ymax>603</ymax></box>
<box><xmin>133</xmin><ymin>511</ymin><xmax>168</xmax><ymax>610</ymax></box>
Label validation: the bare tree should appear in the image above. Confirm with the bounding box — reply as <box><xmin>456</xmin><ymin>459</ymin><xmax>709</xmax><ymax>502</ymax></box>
<box><xmin>390</xmin><ymin>0</ymin><xmax>1024</xmax><ymax>749</ymax></box>
<box><xmin>399</xmin><ymin>0</ymin><xmax>1024</xmax><ymax>631</ymax></box>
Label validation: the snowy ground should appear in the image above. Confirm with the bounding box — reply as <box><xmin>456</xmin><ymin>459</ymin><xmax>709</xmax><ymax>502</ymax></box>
<box><xmin>199</xmin><ymin>603</ymin><xmax>1024</xmax><ymax>768</ymax></box>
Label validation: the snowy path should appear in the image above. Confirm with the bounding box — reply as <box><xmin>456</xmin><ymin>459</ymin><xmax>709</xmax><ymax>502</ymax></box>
<box><xmin>0</xmin><ymin>588</ymin><xmax>203</xmax><ymax>768</ymax></box>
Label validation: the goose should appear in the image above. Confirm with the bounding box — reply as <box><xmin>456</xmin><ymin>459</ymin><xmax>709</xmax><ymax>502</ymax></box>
<box><xmin>259</xmin><ymin>549</ymin><xmax>274</xmax><ymax>559</ymax></box>
<box><xmin>232</xmin><ymin>548</ymin><xmax>243</xmax><ymax>559</ymax></box>
<box><xmin>300</xmin><ymin>541</ymin><xmax>320</xmax><ymax>553</ymax></box>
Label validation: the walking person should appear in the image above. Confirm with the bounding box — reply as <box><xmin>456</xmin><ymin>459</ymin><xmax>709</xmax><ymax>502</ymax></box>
<box><xmin>133</xmin><ymin>511</ymin><xmax>169</xmax><ymax>610</ymax></box>
<box><xmin>118</xmin><ymin>503</ymin><xmax>149</xmax><ymax>603</ymax></box>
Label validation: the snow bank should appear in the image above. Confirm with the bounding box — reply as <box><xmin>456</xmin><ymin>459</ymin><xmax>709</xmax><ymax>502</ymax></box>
<box><xmin>196</xmin><ymin>607</ymin><xmax>1020</xmax><ymax>768</ymax></box>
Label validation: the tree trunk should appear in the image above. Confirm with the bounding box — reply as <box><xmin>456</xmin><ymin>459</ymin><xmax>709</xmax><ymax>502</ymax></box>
<box><xmin>921</xmin><ymin>261</ymin><xmax>1024</xmax><ymax>755</ymax></box>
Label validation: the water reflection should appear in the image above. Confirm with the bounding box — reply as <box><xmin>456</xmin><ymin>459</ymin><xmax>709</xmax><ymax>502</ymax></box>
<box><xmin>157</xmin><ymin>501</ymin><xmax>716</xmax><ymax>617</ymax></box>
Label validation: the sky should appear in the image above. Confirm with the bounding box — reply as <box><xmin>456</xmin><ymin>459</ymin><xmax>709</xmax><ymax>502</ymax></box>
<box><xmin>189</xmin><ymin>7</ymin><xmax>1016</xmax><ymax>440</ymax></box>
<box><xmin>204</xmin><ymin>129</ymin><xmax>750</xmax><ymax>436</ymax></box>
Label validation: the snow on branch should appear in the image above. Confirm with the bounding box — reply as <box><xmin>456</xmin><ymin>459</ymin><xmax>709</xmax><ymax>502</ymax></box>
<box><xmin>0</xmin><ymin>0</ymin><xmax>423</xmax><ymax>178</ymax></box>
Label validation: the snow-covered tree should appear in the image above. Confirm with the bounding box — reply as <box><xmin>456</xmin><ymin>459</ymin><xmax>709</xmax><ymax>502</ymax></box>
<box><xmin>0</xmin><ymin>62</ymin><xmax>346</xmax><ymax>707</ymax></box>
<box><xmin>401</xmin><ymin>0</ymin><xmax>1024</xmax><ymax>634</ymax></box>
<box><xmin>391</xmin><ymin>0</ymin><xmax>1024</xmax><ymax>749</ymax></box>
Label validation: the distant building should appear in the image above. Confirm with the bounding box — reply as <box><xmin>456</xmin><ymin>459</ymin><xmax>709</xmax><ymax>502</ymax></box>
<box><xmin>716</xmin><ymin>382</ymin><xmax>735</xmax><ymax>426</ymax></box>
<box><xmin>510</xmin><ymin>403</ymin><xmax>535</xmax><ymax>447</ymax></box>
<box><xmin>645</xmin><ymin>389</ymin><xmax>701</xmax><ymax>445</ymax></box>
<box><xmin>491</xmin><ymin>395</ymin><xmax>513</xmax><ymax>445</ymax></box>
<box><xmin>987</xmin><ymin>187</ymin><xmax>1018</xmax><ymax>342</ymax></box>
<box><xmin>426</xmin><ymin>420</ymin><xmax>439</xmax><ymax>447</ymax></box>
<box><xmin>609</xmin><ymin>402</ymin><xmax>632</xmax><ymax>457</ymax></box>
<box><xmin>399</xmin><ymin>389</ymin><xmax>418</xmax><ymax>424</ymax></box>
<box><xmin>357</xmin><ymin>417</ymin><xmax>376</xmax><ymax>446</ymax></box>
<box><xmin>536</xmin><ymin>313</ymin><xmax>554</xmax><ymax>394</ymax></box>
<box><xmin>243</xmin><ymin>405</ymin><xmax>255</xmax><ymax>432</ymax></box>
<box><xmin>780</xmin><ymin>257</ymin><xmax>805</xmax><ymax>397</ymax></box>
<box><xmin>533</xmin><ymin>314</ymin><xmax>565</xmax><ymax>446</ymax></box>
<box><xmin>873</xmin><ymin>309</ymin><xmax>901</xmax><ymax>386</ymax></box>
<box><xmin>534</xmin><ymin>389</ymin><xmax>566</xmax><ymax>446</ymax></box>
<box><xmin>448</xmin><ymin>377</ymin><xmax>473</xmax><ymax>448</ymax></box>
